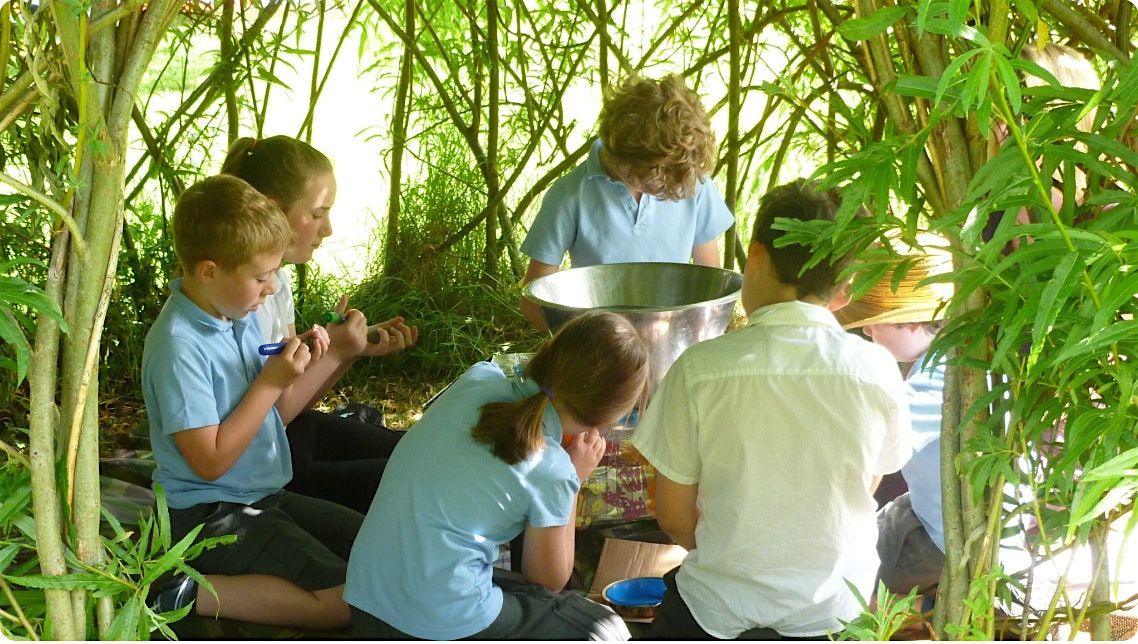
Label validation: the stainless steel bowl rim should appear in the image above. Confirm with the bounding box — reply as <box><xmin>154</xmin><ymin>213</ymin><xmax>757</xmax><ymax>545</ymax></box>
<box><xmin>523</xmin><ymin>263</ymin><xmax>743</xmax><ymax>313</ymax></box>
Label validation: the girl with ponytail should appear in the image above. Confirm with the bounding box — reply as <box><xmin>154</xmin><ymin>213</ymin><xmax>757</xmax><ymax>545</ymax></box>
<box><xmin>344</xmin><ymin>311</ymin><xmax>650</xmax><ymax>640</ymax></box>
<box><xmin>220</xmin><ymin>135</ymin><xmax>417</xmax><ymax>514</ymax></box>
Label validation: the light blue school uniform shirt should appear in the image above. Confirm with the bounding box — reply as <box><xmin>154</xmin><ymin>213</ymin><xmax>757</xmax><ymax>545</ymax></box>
<box><xmin>344</xmin><ymin>362</ymin><xmax>579</xmax><ymax>640</ymax></box>
<box><xmin>142</xmin><ymin>278</ymin><xmax>291</xmax><ymax>510</ymax></box>
<box><xmin>520</xmin><ymin>138</ymin><xmax>734</xmax><ymax>267</ymax></box>
<box><xmin>900</xmin><ymin>352</ymin><xmax>947</xmax><ymax>551</ymax></box>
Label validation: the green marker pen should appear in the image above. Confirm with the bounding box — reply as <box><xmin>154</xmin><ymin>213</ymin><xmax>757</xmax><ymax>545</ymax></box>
<box><xmin>320</xmin><ymin>310</ymin><xmax>384</xmax><ymax>343</ymax></box>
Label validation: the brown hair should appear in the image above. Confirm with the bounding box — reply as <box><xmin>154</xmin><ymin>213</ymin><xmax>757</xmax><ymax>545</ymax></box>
<box><xmin>750</xmin><ymin>178</ymin><xmax>855</xmax><ymax>300</ymax></box>
<box><xmin>172</xmin><ymin>175</ymin><xmax>293</xmax><ymax>272</ymax></box>
<box><xmin>472</xmin><ymin>311</ymin><xmax>651</xmax><ymax>465</ymax></box>
<box><xmin>221</xmin><ymin>135</ymin><xmax>333</xmax><ymax>210</ymax></box>
<box><xmin>597</xmin><ymin>74</ymin><xmax>716</xmax><ymax>201</ymax></box>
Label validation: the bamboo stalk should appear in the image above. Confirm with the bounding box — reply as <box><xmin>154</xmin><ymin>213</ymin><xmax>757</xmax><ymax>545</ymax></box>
<box><xmin>120</xmin><ymin>1</ymin><xmax>282</xmax><ymax>193</ymax></box>
<box><xmin>0</xmin><ymin>3</ymin><xmax>11</xmax><ymax>102</ymax></box>
<box><xmin>299</xmin><ymin>0</ymin><xmax>326</xmax><ymax>142</ymax></box>
<box><xmin>1041</xmin><ymin>0</ymin><xmax>1128</xmax><ymax>63</ymax></box>
<box><xmin>0</xmin><ymin>438</ymin><xmax>29</xmax><ymax>469</ymax></box>
<box><xmin>384</xmin><ymin>0</ymin><xmax>414</xmax><ymax>277</ymax></box>
<box><xmin>27</xmin><ymin>229</ymin><xmax>79</xmax><ymax>639</ymax></box>
<box><xmin>936</xmin><ymin>347</ymin><xmax>966</xmax><ymax>637</ymax></box>
<box><xmin>724</xmin><ymin>0</ymin><xmax>741</xmax><ymax>270</ymax></box>
<box><xmin>0</xmin><ymin>172</ymin><xmax>86</xmax><ymax>255</ymax></box>
<box><xmin>1087</xmin><ymin>523</ymin><xmax>1112</xmax><ymax>640</ymax></box>
<box><xmin>221</xmin><ymin>0</ymin><xmax>239</xmax><ymax>143</ymax></box>
<box><xmin>299</xmin><ymin>0</ymin><xmax>366</xmax><ymax>138</ymax></box>
<box><xmin>572</xmin><ymin>0</ymin><xmax>634</xmax><ymax>75</ymax></box>
<box><xmin>0</xmin><ymin>576</ymin><xmax>38</xmax><ymax>640</ymax></box>
<box><xmin>483</xmin><ymin>0</ymin><xmax>499</xmax><ymax>278</ymax></box>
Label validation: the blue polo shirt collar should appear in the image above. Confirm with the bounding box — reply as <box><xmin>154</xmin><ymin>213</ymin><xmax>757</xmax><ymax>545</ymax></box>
<box><xmin>746</xmin><ymin>299</ymin><xmax>842</xmax><ymax>330</ymax></box>
<box><xmin>168</xmin><ymin>277</ymin><xmax>236</xmax><ymax>333</ymax></box>
<box><xmin>584</xmin><ymin>138</ymin><xmax>616</xmax><ymax>182</ymax></box>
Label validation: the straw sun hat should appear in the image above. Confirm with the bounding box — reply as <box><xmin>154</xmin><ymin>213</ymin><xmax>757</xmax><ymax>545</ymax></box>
<box><xmin>837</xmin><ymin>247</ymin><xmax>955</xmax><ymax>331</ymax></box>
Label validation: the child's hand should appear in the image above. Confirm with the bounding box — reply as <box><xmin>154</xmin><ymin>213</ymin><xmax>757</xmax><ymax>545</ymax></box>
<box><xmin>296</xmin><ymin>325</ymin><xmax>329</xmax><ymax>363</ymax></box>
<box><xmin>259</xmin><ymin>337</ymin><xmax>311</xmax><ymax>389</ymax></box>
<box><xmin>326</xmin><ymin>296</ymin><xmax>369</xmax><ymax>360</ymax></box>
<box><xmin>566</xmin><ymin>429</ymin><xmax>606</xmax><ymax>482</ymax></box>
<box><xmin>361</xmin><ymin>316</ymin><xmax>418</xmax><ymax>358</ymax></box>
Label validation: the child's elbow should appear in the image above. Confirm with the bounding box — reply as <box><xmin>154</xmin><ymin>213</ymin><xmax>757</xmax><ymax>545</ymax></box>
<box><xmin>186</xmin><ymin>459</ymin><xmax>227</xmax><ymax>482</ymax></box>
<box><xmin>522</xmin><ymin>565</ymin><xmax>571</xmax><ymax>593</ymax></box>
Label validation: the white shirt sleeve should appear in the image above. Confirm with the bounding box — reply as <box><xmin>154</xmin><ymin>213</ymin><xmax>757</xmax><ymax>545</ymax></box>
<box><xmin>873</xmin><ymin>374</ymin><xmax>914</xmax><ymax>475</ymax></box>
<box><xmin>631</xmin><ymin>357</ymin><xmax>701</xmax><ymax>485</ymax></box>
<box><xmin>256</xmin><ymin>268</ymin><xmax>295</xmax><ymax>342</ymax></box>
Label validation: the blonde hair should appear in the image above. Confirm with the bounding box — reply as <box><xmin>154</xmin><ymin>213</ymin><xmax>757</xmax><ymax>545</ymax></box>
<box><xmin>172</xmin><ymin>175</ymin><xmax>293</xmax><ymax>272</ymax></box>
<box><xmin>597</xmin><ymin>74</ymin><xmax>716</xmax><ymax>201</ymax></box>
<box><xmin>472</xmin><ymin>311</ymin><xmax>651</xmax><ymax>465</ymax></box>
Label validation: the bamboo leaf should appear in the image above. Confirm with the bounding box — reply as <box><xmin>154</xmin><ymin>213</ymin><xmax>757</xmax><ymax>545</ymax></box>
<box><xmin>105</xmin><ymin>594</ymin><xmax>141</xmax><ymax>641</ymax></box>
<box><xmin>993</xmin><ymin>54</ymin><xmax>1021</xmax><ymax>114</ymax></box>
<box><xmin>893</xmin><ymin>74</ymin><xmax>939</xmax><ymax>100</ymax></box>
<box><xmin>1028</xmin><ymin>252</ymin><xmax>1080</xmax><ymax>370</ymax></box>
<box><xmin>140</xmin><ymin>524</ymin><xmax>204</xmax><ymax>587</ymax></box>
<box><xmin>1081</xmin><ymin>447</ymin><xmax>1138</xmax><ymax>481</ymax></box>
<box><xmin>3</xmin><ymin>572</ymin><xmax>126</xmax><ymax>592</ymax></box>
<box><xmin>838</xmin><ymin>5</ymin><xmax>910</xmax><ymax>41</ymax></box>
<box><xmin>935</xmin><ymin>48</ymin><xmax>982</xmax><ymax>108</ymax></box>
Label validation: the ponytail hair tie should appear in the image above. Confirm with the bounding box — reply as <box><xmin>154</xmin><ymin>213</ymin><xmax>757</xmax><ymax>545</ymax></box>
<box><xmin>539</xmin><ymin>385</ymin><xmax>555</xmax><ymax>401</ymax></box>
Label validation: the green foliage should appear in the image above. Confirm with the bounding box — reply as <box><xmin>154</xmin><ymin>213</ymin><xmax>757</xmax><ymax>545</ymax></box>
<box><xmin>778</xmin><ymin>6</ymin><xmax>1138</xmax><ymax>636</ymax></box>
<box><xmin>0</xmin><ymin>259</ymin><xmax>68</xmax><ymax>386</ymax></box>
<box><xmin>835</xmin><ymin>580</ymin><xmax>925</xmax><ymax>641</ymax></box>
<box><xmin>0</xmin><ymin>467</ymin><xmax>231</xmax><ymax>640</ymax></box>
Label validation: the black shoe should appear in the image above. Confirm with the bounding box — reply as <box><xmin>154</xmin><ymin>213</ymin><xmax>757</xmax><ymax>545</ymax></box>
<box><xmin>333</xmin><ymin>402</ymin><xmax>386</xmax><ymax>429</ymax></box>
<box><xmin>147</xmin><ymin>572</ymin><xmax>197</xmax><ymax>613</ymax></box>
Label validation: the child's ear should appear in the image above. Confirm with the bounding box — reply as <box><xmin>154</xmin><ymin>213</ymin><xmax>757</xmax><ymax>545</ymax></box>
<box><xmin>192</xmin><ymin>260</ymin><xmax>218</xmax><ymax>282</ymax></box>
<box><xmin>826</xmin><ymin>281</ymin><xmax>853</xmax><ymax>312</ymax></box>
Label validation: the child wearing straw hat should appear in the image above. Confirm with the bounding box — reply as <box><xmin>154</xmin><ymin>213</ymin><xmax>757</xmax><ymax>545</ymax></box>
<box><xmin>837</xmin><ymin>248</ymin><xmax>953</xmax><ymax>596</ymax></box>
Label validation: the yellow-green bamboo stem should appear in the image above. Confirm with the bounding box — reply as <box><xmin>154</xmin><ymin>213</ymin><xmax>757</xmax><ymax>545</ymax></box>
<box><xmin>1087</xmin><ymin>523</ymin><xmax>1112</xmax><ymax>640</ymax></box>
<box><xmin>0</xmin><ymin>171</ymin><xmax>86</xmax><ymax>256</ymax></box>
<box><xmin>724</xmin><ymin>0</ymin><xmax>741</xmax><ymax>270</ymax></box>
<box><xmin>0</xmin><ymin>576</ymin><xmax>37</xmax><ymax>640</ymax></box>
<box><xmin>937</xmin><ymin>346</ymin><xmax>966</xmax><ymax>636</ymax></box>
<box><xmin>0</xmin><ymin>438</ymin><xmax>30</xmax><ymax>468</ymax></box>
<box><xmin>0</xmin><ymin>85</ymin><xmax>36</xmax><ymax>135</ymax></box>
<box><xmin>28</xmin><ymin>230</ymin><xmax>79</xmax><ymax>639</ymax></box>
<box><xmin>0</xmin><ymin>3</ymin><xmax>11</xmax><ymax>101</ymax></box>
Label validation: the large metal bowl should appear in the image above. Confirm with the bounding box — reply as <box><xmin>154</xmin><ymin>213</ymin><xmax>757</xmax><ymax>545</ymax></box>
<box><xmin>523</xmin><ymin>263</ymin><xmax>742</xmax><ymax>391</ymax></box>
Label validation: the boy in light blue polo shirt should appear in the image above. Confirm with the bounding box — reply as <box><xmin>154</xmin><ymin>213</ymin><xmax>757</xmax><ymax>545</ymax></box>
<box><xmin>519</xmin><ymin>74</ymin><xmax>735</xmax><ymax>329</ymax></box>
<box><xmin>142</xmin><ymin>175</ymin><xmax>364</xmax><ymax>630</ymax></box>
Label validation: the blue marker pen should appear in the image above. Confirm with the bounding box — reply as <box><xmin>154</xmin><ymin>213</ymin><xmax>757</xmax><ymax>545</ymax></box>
<box><xmin>258</xmin><ymin>341</ymin><xmax>287</xmax><ymax>355</ymax></box>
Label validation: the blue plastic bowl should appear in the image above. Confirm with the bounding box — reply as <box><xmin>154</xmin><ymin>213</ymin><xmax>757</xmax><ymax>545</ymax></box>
<box><xmin>601</xmin><ymin>577</ymin><xmax>666</xmax><ymax>618</ymax></box>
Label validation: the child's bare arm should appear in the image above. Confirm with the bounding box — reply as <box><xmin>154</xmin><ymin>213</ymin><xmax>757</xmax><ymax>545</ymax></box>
<box><xmin>690</xmin><ymin>239</ymin><xmax>721</xmax><ymax>267</ymax></box>
<box><xmin>520</xmin><ymin>259</ymin><xmax>559</xmax><ymax>331</ymax></box>
<box><xmin>655</xmin><ymin>474</ymin><xmax>699</xmax><ymax>550</ymax></box>
<box><xmin>521</xmin><ymin>522</ymin><xmax>576</xmax><ymax>592</ymax></box>
<box><xmin>519</xmin><ymin>430</ymin><xmax>606</xmax><ymax>591</ymax></box>
<box><xmin>276</xmin><ymin>310</ymin><xmax>366</xmax><ymax>420</ymax></box>
<box><xmin>174</xmin><ymin>338</ymin><xmax>309</xmax><ymax>480</ymax></box>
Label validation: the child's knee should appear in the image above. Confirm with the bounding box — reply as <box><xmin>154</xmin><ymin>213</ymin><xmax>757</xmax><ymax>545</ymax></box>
<box><xmin>313</xmin><ymin>586</ymin><xmax>352</xmax><ymax>630</ymax></box>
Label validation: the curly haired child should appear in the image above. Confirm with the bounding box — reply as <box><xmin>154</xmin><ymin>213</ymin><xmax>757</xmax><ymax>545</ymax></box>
<box><xmin>520</xmin><ymin>74</ymin><xmax>735</xmax><ymax>329</ymax></box>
